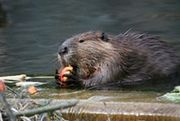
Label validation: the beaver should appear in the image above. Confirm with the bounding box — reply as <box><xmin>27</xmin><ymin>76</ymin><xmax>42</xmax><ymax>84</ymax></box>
<box><xmin>56</xmin><ymin>31</ymin><xmax>180</xmax><ymax>89</ymax></box>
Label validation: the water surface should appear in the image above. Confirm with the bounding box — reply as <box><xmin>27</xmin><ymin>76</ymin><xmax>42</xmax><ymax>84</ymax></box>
<box><xmin>0</xmin><ymin>0</ymin><xmax>179</xmax><ymax>75</ymax></box>
<box><xmin>0</xmin><ymin>0</ymin><xmax>180</xmax><ymax>103</ymax></box>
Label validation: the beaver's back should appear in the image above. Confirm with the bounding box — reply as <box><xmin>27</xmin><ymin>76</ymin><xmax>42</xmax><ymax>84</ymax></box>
<box><xmin>114</xmin><ymin>32</ymin><xmax>179</xmax><ymax>77</ymax></box>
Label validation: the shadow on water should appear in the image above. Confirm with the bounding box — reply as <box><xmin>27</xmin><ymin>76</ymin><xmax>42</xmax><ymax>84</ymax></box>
<box><xmin>0</xmin><ymin>3</ymin><xmax>7</xmax><ymax>27</ymax></box>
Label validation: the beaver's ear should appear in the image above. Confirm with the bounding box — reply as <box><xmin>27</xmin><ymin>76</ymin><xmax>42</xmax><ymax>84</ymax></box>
<box><xmin>101</xmin><ymin>32</ymin><xmax>109</xmax><ymax>42</ymax></box>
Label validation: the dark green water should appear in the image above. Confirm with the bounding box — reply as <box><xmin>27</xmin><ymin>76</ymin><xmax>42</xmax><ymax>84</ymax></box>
<box><xmin>0</xmin><ymin>0</ymin><xmax>179</xmax><ymax>75</ymax></box>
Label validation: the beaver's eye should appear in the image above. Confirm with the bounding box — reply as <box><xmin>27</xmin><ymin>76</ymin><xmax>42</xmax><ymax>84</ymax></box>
<box><xmin>79</xmin><ymin>40</ymin><xmax>85</xmax><ymax>43</ymax></box>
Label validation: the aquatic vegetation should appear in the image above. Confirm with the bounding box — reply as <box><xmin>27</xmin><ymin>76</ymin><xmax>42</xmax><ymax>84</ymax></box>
<box><xmin>161</xmin><ymin>86</ymin><xmax>180</xmax><ymax>103</ymax></box>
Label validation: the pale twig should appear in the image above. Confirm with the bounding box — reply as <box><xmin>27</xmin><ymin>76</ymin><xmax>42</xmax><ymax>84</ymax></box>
<box><xmin>0</xmin><ymin>93</ymin><xmax>16</xmax><ymax>121</ymax></box>
<box><xmin>14</xmin><ymin>99</ymin><xmax>78</xmax><ymax>117</ymax></box>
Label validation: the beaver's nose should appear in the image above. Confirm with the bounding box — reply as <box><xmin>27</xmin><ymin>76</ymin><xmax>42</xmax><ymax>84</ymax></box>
<box><xmin>58</xmin><ymin>46</ymin><xmax>68</xmax><ymax>55</ymax></box>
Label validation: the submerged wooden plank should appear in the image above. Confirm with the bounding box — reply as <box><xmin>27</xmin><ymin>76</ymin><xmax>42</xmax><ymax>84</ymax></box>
<box><xmin>7</xmin><ymin>99</ymin><xmax>180</xmax><ymax>121</ymax></box>
<box><xmin>62</xmin><ymin>101</ymin><xmax>180</xmax><ymax>116</ymax></box>
<box><xmin>61</xmin><ymin>101</ymin><xmax>180</xmax><ymax>121</ymax></box>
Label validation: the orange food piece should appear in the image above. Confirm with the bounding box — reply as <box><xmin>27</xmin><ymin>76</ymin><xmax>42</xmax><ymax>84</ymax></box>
<box><xmin>60</xmin><ymin>65</ymin><xmax>73</xmax><ymax>81</ymax></box>
<box><xmin>62</xmin><ymin>76</ymin><xmax>68</xmax><ymax>81</ymax></box>
<box><xmin>27</xmin><ymin>86</ymin><xmax>38</xmax><ymax>95</ymax></box>
<box><xmin>0</xmin><ymin>80</ymin><xmax>6</xmax><ymax>92</ymax></box>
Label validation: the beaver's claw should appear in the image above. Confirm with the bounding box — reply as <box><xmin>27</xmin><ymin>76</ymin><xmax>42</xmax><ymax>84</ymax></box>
<box><xmin>55</xmin><ymin>66</ymin><xmax>80</xmax><ymax>88</ymax></box>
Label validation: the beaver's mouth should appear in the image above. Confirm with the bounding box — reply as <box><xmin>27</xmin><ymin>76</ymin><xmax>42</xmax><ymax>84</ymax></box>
<box><xmin>59</xmin><ymin>54</ymin><xmax>78</xmax><ymax>71</ymax></box>
<box><xmin>57</xmin><ymin>55</ymin><xmax>82</xmax><ymax>88</ymax></box>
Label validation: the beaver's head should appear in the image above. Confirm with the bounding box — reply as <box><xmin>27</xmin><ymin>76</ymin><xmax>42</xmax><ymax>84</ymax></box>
<box><xmin>58</xmin><ymin>31</ymin><xmax>117</xmax><ymax>79</ymax></box>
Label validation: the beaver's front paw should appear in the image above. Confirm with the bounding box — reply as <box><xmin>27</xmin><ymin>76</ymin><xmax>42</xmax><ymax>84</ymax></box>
<box><xmin>55</xmin><ymin>65</ymin><xmax>80</xmax><ymax>88</ymax></box>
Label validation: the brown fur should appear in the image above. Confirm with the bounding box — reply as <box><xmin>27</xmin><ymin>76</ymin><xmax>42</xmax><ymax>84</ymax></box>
<box><xmin>58</xmin><ymin>31</ymin><xmax>180</xmax><ymax>88</ymax></box>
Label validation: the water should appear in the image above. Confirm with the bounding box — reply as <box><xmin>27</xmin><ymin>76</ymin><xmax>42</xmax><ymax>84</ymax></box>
<box><xmin>0</xmin><ymin>0</ymin><xmax>179</xmax><ymax>76</ymax></box>
<box><xmin>0</xmin><ymin>2</ymin><xmax>180</xmax><ymax>120</ymax></box>
<box><xmin>0</xmin><ymin>0</ymin><xmax>180</xmax><ymax>102</ymax></box>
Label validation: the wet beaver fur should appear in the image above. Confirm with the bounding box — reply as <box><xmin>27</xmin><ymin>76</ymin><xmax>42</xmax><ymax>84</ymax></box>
<box><xmin>56</xmin><ymin>31</ymin><xmax>180</xmax><ymax>89</ymax></box>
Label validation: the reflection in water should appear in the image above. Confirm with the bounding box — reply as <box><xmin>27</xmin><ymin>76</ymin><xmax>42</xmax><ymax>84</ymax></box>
<box><xmin>0</xmin><ymin>2</ymin><xmax>7</xmax><ymax>27</ymax></box>
<box><xmin>0</xmin><ymin>0</ymin><xmax>179</xmax><ymax>75</ymax></box>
